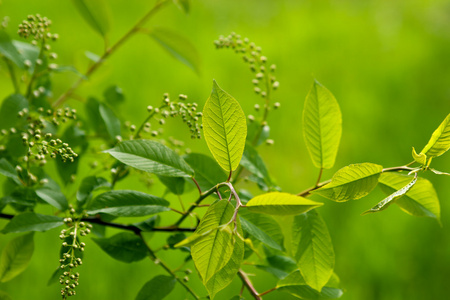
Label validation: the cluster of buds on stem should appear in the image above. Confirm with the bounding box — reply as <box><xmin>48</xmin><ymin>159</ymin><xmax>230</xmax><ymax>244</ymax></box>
<box><xmin>58</xmin><ymin>205</ymin><xmax>91</xmax><ymax>299</ymax></box>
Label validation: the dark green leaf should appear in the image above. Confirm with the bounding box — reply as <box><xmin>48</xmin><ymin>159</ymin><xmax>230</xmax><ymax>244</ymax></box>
<box><xmin>240</xmin><ymin>143</ymin><xmax>275</xmax><ymax>190</ymax></box>
<box><xmin>35</xmin><ymin>188</ymin><xmax>68</xmax><ymax>211</ymax></box>
<box><xmin>47</xmin><ymin>267</ymin><xmax>64</xmax><ymax>286</ymax></box>
<box><xmin>135</xmin><ymin>275</ymin><xmax>176</xmax><ymax>300</ymax></box>
<box><xmin>71</xmin><ymin>0</ymin><xmax>111</xmax><ymax>37</ymax></box>
<box><xmin>0</xmin><ymin>31</ymin><xmax>24</xmax><ymax>68</ymax></box>
<box><xmin>77</xmin><ymin>176</ymin><xmax>111</xmax><ymax>207</ymax></box>
<box><xmin>104</xmin><ymin>85</ymin><xmax>125</xmax><ymax>106</ymax></box>
<box><xmin>239</xmin><ymin>210</ymin><xmax>283</xmax><ymax>251</ymax></box>
<box><xmin>99</xmin><ymin>103</ymin><xmax>121</xmax><ymax>140</ymax></box>
<box><xmin>87</xmin><ymin>190</ymin><xmax>170</xmax><ymax>217</ymax></box>
<box><xmin>0</xmin><ymin>94</ymin><xmax>28</xmax><ymax>130</ymax></box>
<box><xmin>1</xmin><ymin>212</ymin><xmax>64</xmax><ymax>234</ymax></box>
<box><xmin>0</xmin><ymin>233</ymin><xmax>34</xmax><ymax>282</ymax></box>
<box><xmin>0</xmin><ymin>290</ymin><xmax>12</xmax><ymax>300</ymax></box>
<box><xmin>133</xmin><ymin>215</ymin><xmax>160</xmax><ymax>232</ymax></box>
<box><xmin>183</xmin><ymin>153</ymin><xmax>227</xmax><ymax>191</ymax></box>
<box><xmin>92</xmin><ymin>232</ymin><xmax>149</xmax><ymax>263</ymax></box>
<box><xmin>105</xmin><ymin>140</ymin><xmax>194</xmax><ymax>177</ymax></box>
<box><xmin>157</xmin><ymin>175</ymin><xmax>185</xmax><ymax>195</ymax></box>
<box><xmin>149</xmin><ymin>27</ymin><xmax>200</xmax><ymax>73</ymax></box>
<box><xmin>0</xmin><ymin>158</ymin><xmax>21</xmax><ymax>185</ymax></box>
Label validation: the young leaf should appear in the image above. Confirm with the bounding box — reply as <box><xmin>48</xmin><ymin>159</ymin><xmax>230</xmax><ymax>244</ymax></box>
<box><xmin>0</xmin><ymin>233</ymin><xmax>34</xmax><ymax>282</ymax></box>
<box><xmin>99</xmin><ymin>103</ymin><xmax>121</xmax><ymax>140</ymax></box>
<box><xmin>92</xmin><ymin>232</ymin><xmax>149</xmax><ymax>263</ymax></box>
<box><xmin>87</xmin><ymin>190</ymin><xmax>170</xmax><ymax>217</ymax></box>
<box><xmin>277</xmin><ymin>270</ymin><xmax>343</xmax><ymax>300</ymax></box>
<box><xmin>183</xmin><ymin>153</ymin><xmax>227</xmax><ymax>190</ymax></box>
<box><xmin>71</xmin><ymin>0</ymin><xmax>111</xmax><ymax>38</ymax></box>
<box><xmin>239</xmin><ymin>216</ymin><xmax>282</xmax><ymax>251</ymax></box>
<box><xmin>303</xmin><ymin>80</ymin><xmax>342</xmax><ymax>169</ymax></box>
<box><xmin>135</xmin><ymin>275</ymin><xmax>176</xmax><ymax>300</ymax></box>
<box><xmin>35</xmin><ymin>188</ymin><xmax>68</xmax><ymax>211</ymax></box>
<box><xmin>104</xmin><ymin>140</ymin><xmax>194</xmax><ymax>177</ymax></box>
<box><xmin>412</xmin><ymin>147</ymin><xmax>427</xmax><ymax>165</ymax></box>
<box><xmin>363</xmin><ymin>173</ymin><xmax>418</xmax><ymax>215</ymax></box>
<box><xmin>149</xmin><ymin>27</ymin><xmax>200</xmax><ymax>73</ymax></box>
<box><xmin>0</xmin><ymin>94</ymin><xmax>28</xmax><ymax>130</ymax></box>
<box><xmin>203</xmin><ymin>80</ymin><xmax>247</xmax><ymax>173</ymax></box>
<box><xmin>1</xmin><ymin>213</ymin><xmax>64</xmax><ymax>234</ymax></box>
<box><xmin>291</xmin><ymin>210</ymin><xmax>334</xmax><ymax>292</ymax></box>
<box><xmin>376</xmin><ymin>173</ymin><xmax>440</xmax><ymax>221</ymax></box>
<box><xmin>0</xmin><ymin>31</ymin><xmax>25</xmax><ymax>68</ymax></box>
<box><xmin>190</xmin><ymin>200</ymin><xmax>244</xmax><ymax>299</ymax></box>
<box><xmin>246</xmin><ymin>192</ymin><xmax>322</xmax><ymax>215</ymax></box>
<box><xmin>420</xmin><ymin>113</ymin><xmax>450</xmax><ymax>158</ymax></box>
<box><xmin>313</xmin><ymin>163</ymin><xmax>383</xmax><ymax>202</ymax></box>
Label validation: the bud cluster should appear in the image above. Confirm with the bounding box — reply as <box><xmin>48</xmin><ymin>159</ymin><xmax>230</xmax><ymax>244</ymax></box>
<box><xmin>58</xmin><ymin>205</ymin><xmax>91</xmax><ymax>299</ymax></box>
<box><xmin>214</xmin><ymin>32</ymin><xmax>279</xmax><ymax>99</ymax></box>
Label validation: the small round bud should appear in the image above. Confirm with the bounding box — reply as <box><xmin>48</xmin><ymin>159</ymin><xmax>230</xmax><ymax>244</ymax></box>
<box><xmin>147</xmin><ymin>105</ymin><xmax>153</xmax><ymax>112</ymax></box>
<box><xmin>254</xmin><ymin>104</ymin><xmax>260</xmax><ymax>111</ymax></box>
<box><xmin>265</xmin><ymin>139</ymin><xmax>274</xmax><ymax>145</ymax></box>
<box><xmin>272</xmin><ymin>81</ymin><xmax>280</xmax><ymax>89</ymax></box>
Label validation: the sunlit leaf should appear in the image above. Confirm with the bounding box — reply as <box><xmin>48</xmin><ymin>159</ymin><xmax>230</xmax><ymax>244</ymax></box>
<box><xmin>105</xmin><ymin>140</ymin><xmax>194</xmax><ymax>177</ymax></box>
<box><xmin>135</xmin><ymin>275</ymin><xmax>176</xmax><ymax>300</ymax></box>
<box><xmin>87</xmin><ymin>190</ymin><xmax>170</xmax><ymax>217</ymax></box>
<box><xmin>92</xmin><ymin>232</ymin><xmax>148</xmax><ymax>263</ymax></box>
<box><xmin>1</xmin><ymin>213</ymin><xmax>64</xmax><ymax>234</ymax></box>
<box><xmin>313</xmin><ymin>163</ymin><xmax>383</xmax><ymax>202</ymax></box>
<box><xmin>291</xmin><ymin>210</ymin><xmax>334</xmax><ymax>291</ymax></box>
<box><xmin>412</xmin><ymin>147</ymin><xmax>426</xmax><ymax>165</ymax></box>
<box><xmin>240</xmin><ymin>143</ymin><xmax>275</xmax><ymax>190</ymax></box>
<box><xmin>203</xmin><ymin>80</ymin><xmax>247</xmax><ymax>173</ymax></box>
<box><xmin>0</xmin><ymin>233</ymin><xmax>34</xmax><ymax>282</ymax></box>
<box><xmin>303</xmin><ymin>80</ymin><xmax>342</xmax><ymax>169</ymax></box>
<box><xmin>420</xmin><ymin>113</ymin><xmax>450</xmax><ymax>158</ymax></box>
<box><xmin>149</xmin><ymin>27</ymin><xmax>200</xmax><ymax>73</ymax></box>
<box><xmin>246</xmin><ymin>192</ymin><xmax>322</xmax><ymax>215</ymax></box>
<box><xmin>239</xmin><ymin>216</ymin><xmax>282</xmax><ymax>251</ymax></box>
<box><xmin>71</xmin><ymin>0</ymin><xmax>111</xmax><ymax>38</ymax></box>
<box><xmin>99</xmin><ymin>103</ymin><xmax>121</xmax><ymax>140</ymax></box>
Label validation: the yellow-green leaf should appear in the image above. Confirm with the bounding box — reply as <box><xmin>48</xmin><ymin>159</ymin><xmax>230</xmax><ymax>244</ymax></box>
<box><xmin>313</xmin><ymin>163</ymin><xmax>383</xmax><ymax>202</ymax></box>
<box><xmin>303</xmin><ymin>80</ymin><xmax>342</xmax><ymax>169</ymax></box>
<box><xmin>378</xmin><ymin>173</ymin><xmax>440</xmax><ymax>222</ymax></box>
<box><xmin>420</xmin><ymin>113</ymin><xmax>450</xmax><ymax>158</ymax></box>
<box><xmin>246</xmin><ymin>192</ymin><xmax>322</xmax><ymax>215</ymax></box>
<box><xmin>203</xmin><ymin>80</ymin><xmax>247</xmax><ymax>172</ymax></box>
<box><xmin>0</xmin><ymin>233</ymin><xmax>34</xmax><ymax>283</ymax></box>
<box><xmin>71</xmin><ymin>0</ymin><xmax>111</xmax><ymax>38</ymax></box>
<box><xmin>412</xmin><ymin>147</ymin><xmax>427</xmax><ymax>165</ymax></box>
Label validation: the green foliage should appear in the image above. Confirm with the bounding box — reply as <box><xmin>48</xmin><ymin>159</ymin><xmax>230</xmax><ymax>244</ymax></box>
<box><xmin>0</xmin><ymin>233</ymin><xmax>34</xmax><ymax>283</ymax></box>
<box><xmin>0</xmin><ymin>31</ymin><xmax>25</xmax><ymax>68</ymax></box>
<box><xmin>92</xmin><ymin>232</ymin><xmax>149</xmax><ymax>263</ymax></box>
<box><xmin>71</xmin><ymin>0</ymin><xmax>111</xmax><ymax>38</ymax></box>
<box><xmin>246</xmin><ymin>192</ymin><xmax>322</xmax><ymax>215</ymax></box>
<box><xmin>135</xmin><ymin>275</ymin><xmax>176</xmax><ymax>300</ymax></box>
<box><xmin>419</xmin><ymin>113</ymin><xmax>450</xmax><ymax>159</ymax></box>
<box><xmin>203</xmin><ymin>80</ymin><xmax>247</xmax><ymax>173</ymax></box>
<box><xmin>1</xmin><ymin>213</ymin><xmax>63</xmax><ymax>233</ymax></box>
<box><xmin>303</xmin><ymin>80</ymin><xmax>342</xmax><ymax>169</ymax></box>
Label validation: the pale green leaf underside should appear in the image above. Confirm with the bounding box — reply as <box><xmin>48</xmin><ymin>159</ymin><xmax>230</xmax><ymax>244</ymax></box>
<box><xmin>104</xmin><ymin>140</ymin><xmax>194</xmax><ymax>177</ymax></box>
<box><xmin>87</xmin><ymin>190</ymin><xmax>170</xmax><ymax>217</ymax></box>
<box><xmin>277</xmin><ymin>270</ymin><xmax>343</xmax><ymax>300</ymax></box>
<box><xmin>303</xmin><ymin>80</ymin><xmax>342</xmax><ymax>169</ymax></box>
<box><xmin>246</xmin><ymin>192</ymin><xmax>323</xmax><ymax>215</ymax></box>
<box><xmin>378</xmin><ymin>173</ymin><xmax>440</xmax><ymax>221</ymax></box>
<box><xmin>1</xmin><ymin>212</ymin><xmax>64</xmax><ymax>234</ymax></box>
<box><xmin>203</xmin><ymin>80</ymin><xmax>247</xmax><ymax>172</ymax></box>
<box><xmin>0</xmin><ymin>233</ymin><xmax>34</xmax><ymax>283</ymax></box>
<box><xmin>190</xmin><ymin>200</ymin><xmax>244</xmax><ymax>299</ymax></box>
<box><xmin>420</xmin><ymin>113</ymin><xmax>450</xmax><ymax>158</ymax></box>
<box><xmin>313</xmin><ymin>163</ymin><xmax>383</xmax><ymax>202</ymax></box>
<box><xmin>71</xmin><ymin>0</ymin><xmax>111</xmax><ymax>37</ymax></box>
<box><xmin>291</xmin><ymin>210</ymin><xmax>334</xmax><ymax>292</ymax></box>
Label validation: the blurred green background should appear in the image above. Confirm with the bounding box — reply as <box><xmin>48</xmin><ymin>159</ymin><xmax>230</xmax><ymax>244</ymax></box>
<box><xmin>1</xmin><ymin>0</ymin><xmax>450</xmax><ymax>299</ymax></box>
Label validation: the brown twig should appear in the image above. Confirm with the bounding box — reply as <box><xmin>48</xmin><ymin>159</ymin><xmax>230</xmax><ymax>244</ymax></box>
<box><xmin>238</xmin><ymin>269</ymin><xmax>261</xmax><ymax>300</ymax></box>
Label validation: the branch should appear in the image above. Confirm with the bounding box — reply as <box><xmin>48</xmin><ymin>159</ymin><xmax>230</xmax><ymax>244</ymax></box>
<box><xmin>52</xmin><ymin>0</ymin><xmax>170</xmax><ymax>107</ymax></box>
<box><xmin>238</xmin><ymin>270</ymin><xmax>261</xmax><ymax>300</ymax></box>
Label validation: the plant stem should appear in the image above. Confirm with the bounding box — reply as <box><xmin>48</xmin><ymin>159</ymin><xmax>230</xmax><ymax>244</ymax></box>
<box><xmin>238</xmin><ymin>269</ymin><xmax>261</xmax><ymax>300</ymax></box>
<box><xmin>139</xmin><ymin>232</ymin><xmax>200</xmax><ymax>300</ymax></box>
<box><xmin>52</xmin><ymin>0</ymin><xmax>170</xmax><ymax>107</ymax></box>
<box><xmin>258</xmin><ymin>287</ymin><xmax>276</xmax><ymax>297</ymax></box>
<box><xmin>315</xmin><ymin>168</ymin><xmax>323</xmax><ymax>187</ymax></box>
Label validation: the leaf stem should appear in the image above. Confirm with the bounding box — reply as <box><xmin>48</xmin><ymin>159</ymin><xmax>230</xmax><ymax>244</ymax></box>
<box><xmin>315</xmin><ymin>167</ymin><xmax>323</xmax><ymax>187</ymax></box>
<box><xmin>258</xmin><ymin>287</ymin><xmax>277</xmax><ymax>297</ymax></box>
<box><xmin>238</xmin><ymin>269</ymin><xmax>261</xmax><ymax>300</ymax></box>
<box><xmin>52</xmin><ymin>0</ymin><xmax>170</xmax><ymax>107</ymax></box>
<box><xmin>191</xmin><ymin>177</ymin><xmax>202</xmax><ymax>195</ymax></box>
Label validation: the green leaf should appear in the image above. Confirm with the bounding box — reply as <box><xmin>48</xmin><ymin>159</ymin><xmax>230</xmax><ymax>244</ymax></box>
<box><xmin>0</xmin><ymin>158</ymin><xmax>21</xmax><ymax>185</ymax></box>
<box><xmin>133</xmin><ymin>215</ymin><xmax>160</xmax><ymax>232</ymax></box>
<box><xmin>135</xmin><ymin>275</ymin><xmax>176</xmax><ymax>300</ymax></box>
<box><xmin>412</xmin><ymin>147</ymin><xmax>427</xmax><ymax>165</ymax></box>
<box><xmin>377</xmin><ymin>173</ymin><xmax>440</xmax><ymax>221</ymax></box>
<box><xmin>239</xmin><ymin>216</ymin><xmax>282</xmax><ymax>251</ymax></box>
<box><xmin>183</xmin><ymin>153</ymin><xmax>227</xmax><ymax>191</ymax></box>
<box><xmin>420</xmin><ymin>113</ymin><xmax>450</xmax><ymax>158</ymax></box>
<box><xmin>104</xmin><ymin>85</ymin><xmax>125</xmax><ymax>106</ymax></box>
<box><xmin>92</xmin><ymin>232</ymin><xmax>149</xmax><ymax>263</ymax></box>
<box><xmin>190</xmin><ymin>200</ymin><xmax>244</xmax><ymax>299</ymax></box>
<box><xmin>240</xmin><ymin>143</ymin><xmax>275</xmax><ymax>190</ymax></box>
<box><xmin>203</xmin><ymin>80</ymin><xmax>247</xmax><ymax>173</ymax></box>
<box><xmin>247</xmin><ymin>121</ymin><xmax>270</xmax><ymax>146</ymax></box>
<box><xmin>277</xmin><ymin>270</ymin><xmax>343</xmax><ymax>300</ymax></box>
<box><xmin>0</xmin><ymin>31</ymin><xmax>24</xmax><ymax>68</ymax></box>
<box><xmin>149</xmin><ymin>27</ymin><xmax>200</xmax><ymax>73</ymax></box>
<box><xmin>35</xmin><ymin>188</ymin><xmax>68</xmax><ymax>211</ymax></box>
<box><xmin>104</xmin><ymin>140</ymin><xmax>194</xmax><ymax>177</ymax></box>
<box><xmin>0</xmin><ymin>233</ymin><xmax>34</xmax><ymax>282</ymax></box>
<box><xmin>76</xmin><ymin>176</ymin><xmax>111</xmax><ymax>207</ymax></box>
<box><xmin>1</xmin><ymin>212</ymin><xmax>64</xmax><ymax>234</ymax></box>
<box><xmin>313</xmin><ymin>163</ymin><xmax>383</xmax><ymax>202</ymax></box>
<box><xmin>47</xmin><ymin>267</ymin><xmax>64</xmax><ymax>286</ymax></box>
<box><xmin>246</xmin><ymin>192</ymin><xmax>322</xmax><ymax>215</ymax></box>
<box><xmin>303</xmin><ymin>80</ymin><xmax>342</xmax><ymax>169</ymax></box>
<box><xmin>87</xmin><ymin>190</ymin><xmax>170</xmax><ymax>217</ymax></box>
<box><xmin>0</xmin><ymin>290</ymin><xmax>12</xmax><ymax>300</ymax></box>
<box><xmin>267</xmin><ymin>255</ymin><xmax>297</xmax><ymax>274</ymax></box>
<box><xmin>291</xmin><ymin>210</ymin><xmax>334</xmax><ymax>292</ymax></box>
<box><xmin>71</xmin><ymin>0</ymin><xmax>111</xmax><ymax>37</ymax></box>
<box><xmin>362</xmin><ymin>173</ymin><xmax>418</xmax><ymax>215</ymax></box>
<box><xmin>52</xmin><ymin>65</ymin><xmax>87</xmax><ymax>79</ymax></box>
<box><xmin>0</xmin><ymin>94</ymin><xmax>28</xmax><ymax>130</ymax></box>
<box><xmin>99</xmin><ymin>103</ymin><xmax>121</xmax><ymax>140</ymax></box>
<box><xmin>12</xmin><ymin>41</ymin><xmax>39</xmax><ymax>73</ymax></box>
<box><xmin>157</xmin><ymin>175</ymin><xmax>185</xmax><ymax>195</ymax></box>
<box><xmin>173</xmin><ymin>0</ymin><xmax>190</xmax><ymax>14</ymax></box>
<box><xmin>85</xmin><ymin>51</ymin><xmax>101</xmax><ymax>62</ymax></box>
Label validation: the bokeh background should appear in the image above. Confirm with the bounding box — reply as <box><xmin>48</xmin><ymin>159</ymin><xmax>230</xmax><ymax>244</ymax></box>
<box><xmin>1</xmin><ymin>0</ymin><xmax>450</xmax><ymax>299</ymax></box>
